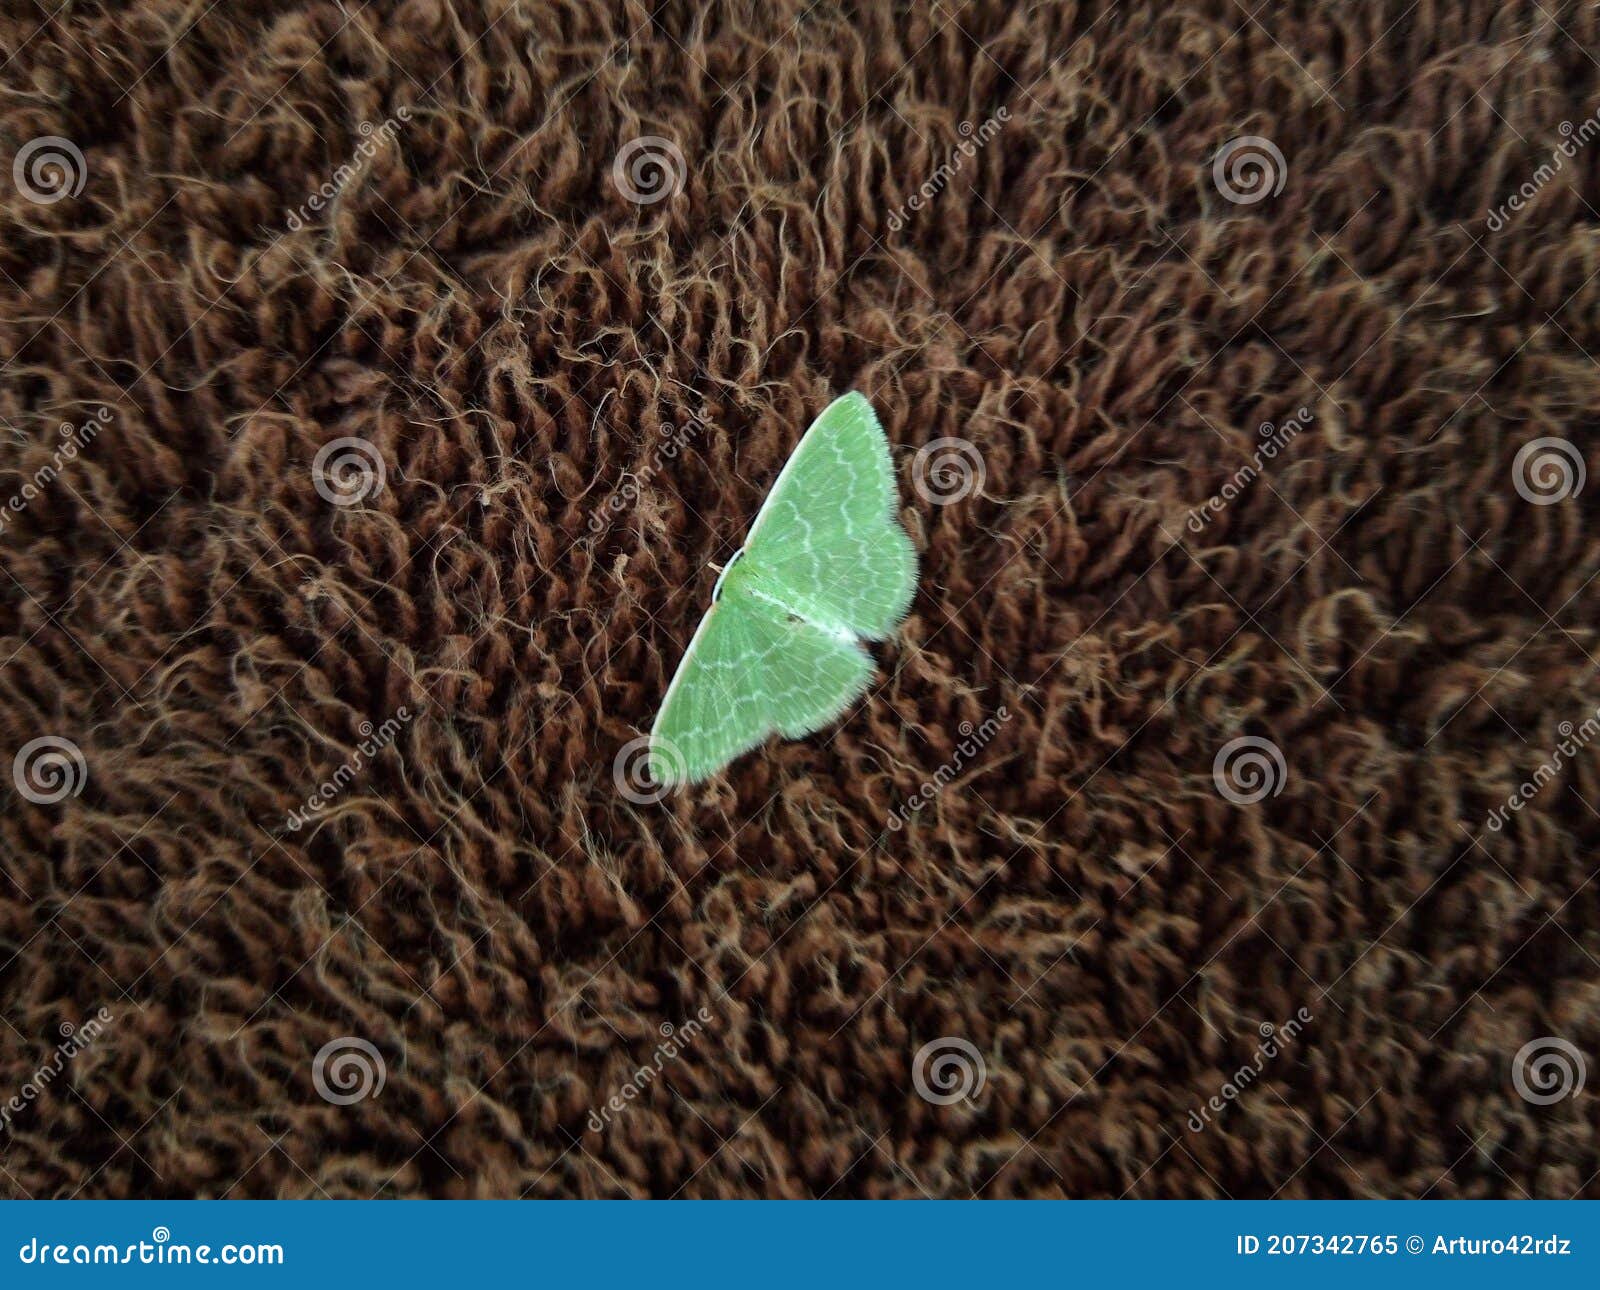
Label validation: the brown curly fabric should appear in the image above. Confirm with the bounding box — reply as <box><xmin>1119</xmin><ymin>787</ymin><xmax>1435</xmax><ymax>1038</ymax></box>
<box><xmin>1</xmin><ymin>0</ymin><xmax>1597</xmax><ymax>1198</ymax></box>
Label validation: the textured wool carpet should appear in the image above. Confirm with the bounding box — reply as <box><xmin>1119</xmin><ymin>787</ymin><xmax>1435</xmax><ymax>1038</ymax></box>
<box><xmin>1</xmin><ymin>0</ymin><xmax>1597</xmax><ymax>1198</ymax></box>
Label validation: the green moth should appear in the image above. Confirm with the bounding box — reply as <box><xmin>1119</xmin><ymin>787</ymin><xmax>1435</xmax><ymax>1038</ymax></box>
<box><xmin>649</xmin><ymin>391</ymin><xmax>917</xmax><ymax>785</ymax></box>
